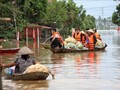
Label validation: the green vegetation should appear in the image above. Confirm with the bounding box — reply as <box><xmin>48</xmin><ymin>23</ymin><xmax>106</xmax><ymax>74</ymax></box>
<box><xmin>112</xmin><ymin>4</ymin><xmax>120</xmax><ymax>26</ymax></box>
<box><xmin>0</xmin><ymin>0</ymin><xmax>96</xmax><ymax>39</ymax></box>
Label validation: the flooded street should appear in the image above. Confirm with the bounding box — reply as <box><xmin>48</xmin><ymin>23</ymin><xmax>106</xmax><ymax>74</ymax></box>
<box><xmin>1</xmin><ymin>30</ymin><xmax>120</xmax><ymax>90</ymax></box>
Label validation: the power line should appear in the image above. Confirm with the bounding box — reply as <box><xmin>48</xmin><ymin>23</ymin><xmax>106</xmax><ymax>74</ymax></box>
<box><xmin>84</xmin><ymin>5</ymin><xmax>117</xmax><ymax>10</ymax></box>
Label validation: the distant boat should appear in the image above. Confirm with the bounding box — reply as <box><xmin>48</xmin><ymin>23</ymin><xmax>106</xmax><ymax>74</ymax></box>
<box><xmin>0</xmin><ymin>48</ymin><xmax>19</xmax><ymax>54</ymax></box>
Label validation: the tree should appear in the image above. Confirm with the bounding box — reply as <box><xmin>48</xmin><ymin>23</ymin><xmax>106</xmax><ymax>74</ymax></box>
<box><xmin>0</xmin><ymin>0</ymin><xmax>47</xmax><ymax>39</ymax></box>
<box><xmin>112</xmin><ymin>4</ymin><xmax>120</xmax><ymax>26</ymax></box>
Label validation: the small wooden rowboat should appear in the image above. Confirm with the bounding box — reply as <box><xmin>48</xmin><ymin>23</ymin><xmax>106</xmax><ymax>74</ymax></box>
<box><xmin>5</xmin><ymin>72</ymin><xmax>49</xmax><ymax>80</ymax></box>
<box><xmin>0</xmin><ymin>48</ymin><xmax>20</xmax><ymax>54</ymax></box>
<box><xmin>50</xmin><ymin>45</ymin><xmax>107</xmax><ymax>53</ymax></box>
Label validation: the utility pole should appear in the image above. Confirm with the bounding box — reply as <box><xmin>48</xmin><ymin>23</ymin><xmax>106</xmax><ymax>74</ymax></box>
<box><xmin>101</xmin><ymin>7</ymin><xmax>105</xmax><ymax>29</ymax></box>
<box><xmin>102</xmin><ymin>7</ymin><xmax>104</xmax><ymax>18</ymax></box>
<box><xmin>12</xmin><ymin>0</ymin><xmax>19</xmax><ymax>48</ymax></box>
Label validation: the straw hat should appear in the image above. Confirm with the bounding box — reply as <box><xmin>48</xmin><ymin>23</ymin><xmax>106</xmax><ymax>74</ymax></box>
<box><xmin>81</xmin><ymin>31</ymin><xmax>85</xmax><ymax>34</ymax></box>
<box><xmin>17</xmin><ymin>46</ymin><xmax>34</xmax><ymax>55</ymax></box>
<box><xmin>88</xmin><ymin>29</ymin><xmax>94</xmax><ymax>33</ymax></box>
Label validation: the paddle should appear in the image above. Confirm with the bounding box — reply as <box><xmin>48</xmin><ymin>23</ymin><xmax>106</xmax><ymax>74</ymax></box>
<box><xmin>43</xmin><ymin>37</ymin><xmax>51</xmax><ymax>44</ymax></box>
<box><xmin>49</xmin><ymin>71</ymin><xmax>55</xmax><ymax>79</ymax></box>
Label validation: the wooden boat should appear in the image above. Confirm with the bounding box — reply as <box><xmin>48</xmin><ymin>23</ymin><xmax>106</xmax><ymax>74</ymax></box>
<box><xmin>50</xmin><ymin>45</ymin><xmax>107</xmax><ymax>53</ymax></box>
<box><xmin>5</xmin><ymin>72</ymin><xmax>49</xmax><ymax>80</ymax></box>
<box><xmin>0</xmin><ymin>48</ymin><xmax>20</xmax><ymax>54</ymax></box>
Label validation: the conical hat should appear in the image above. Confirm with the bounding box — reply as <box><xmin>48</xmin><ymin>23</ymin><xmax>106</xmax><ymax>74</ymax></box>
<box><xmin>88</xmin><ymin>29</ymin><xmax>94</xmax><ymax>33</ymax></box>
<box><xmin>81</xmin><ymin>31</ymin><xmax>85</xmax><ymax>34</ymax></box>
<box><xmin>17</xmin><ymin>46</ymin><xmax>34</xmax><ymax>55</ymax></box>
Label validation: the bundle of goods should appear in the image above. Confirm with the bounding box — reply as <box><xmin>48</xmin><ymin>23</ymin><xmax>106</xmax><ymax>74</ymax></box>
<box><xmin>24</xmin><ymin>63</ymin><xmax>49</xmax><ymax>74</ymax></box>
<box><xmin>76</xmin><ymin>42</ymin><xmax>83</xmax><ymax>49</ymax></box>
<box><xmin>65</xmin><ymin>36</ymin><xmax>77</xmax><ymax>44</ymax></box>
<box><xmin>64</xmin><ymin>42</ymin><xmax>78</xmax><ymax>49</ymax></box>
<box><xmin>64</xmin><ymin>37</ymin><xmax>83</xmax><ymax>50</ymax></box>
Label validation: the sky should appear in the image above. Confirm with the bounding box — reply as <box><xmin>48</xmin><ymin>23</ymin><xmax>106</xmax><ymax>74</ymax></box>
<box><xmin>73</xmin><ymin>0</ymin><xmax>120</xmax><ymax>18</ymax></box>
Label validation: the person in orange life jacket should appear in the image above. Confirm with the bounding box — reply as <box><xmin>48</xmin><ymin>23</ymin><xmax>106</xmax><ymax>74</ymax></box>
<box><xmin>94</xmin><ymin>28</ymin><xmax>102</xmax><ymax>41</ymax></box>
<box><xmin>73</xmin><ymin>28</ymin><xmax>81</xmax><ymax>42</ymax></box>
<box><xmin>50</xmin><ymin>28</ymin><xmax>64</xmax><ymax>49</ymax></box>
<box><xmin>85</xmin><ymin>29</ymin><xmax>97</xmax><ymax>50</ymax></box>
<box><xmin>80</xmin><ymin>31</ymin><xmax>86</xmax><ymax>45</ymax></box>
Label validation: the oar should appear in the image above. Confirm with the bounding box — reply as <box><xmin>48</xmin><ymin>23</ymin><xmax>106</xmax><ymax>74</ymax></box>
<box><xmin>43</xmin><ymin>37</ymin><xmax>51</xmax><ymax>44</ymax></box>
<box><xmin>49</xmin><ymin>71</ymin><xmax>55</xmax><ymax>79</ymax></box>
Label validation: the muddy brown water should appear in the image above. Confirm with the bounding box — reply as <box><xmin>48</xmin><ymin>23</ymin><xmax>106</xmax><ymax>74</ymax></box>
<box><xmin>1</xmin><ymin>30</ymin><xmax>120</xmax><ymax>90</ymax></box>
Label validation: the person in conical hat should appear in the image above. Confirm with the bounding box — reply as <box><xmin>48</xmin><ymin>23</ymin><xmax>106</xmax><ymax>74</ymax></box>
<box><xmin>85</xmin><ymin>29</ymin><xmax>97</xmax><ymax>50</ymax></box>
<box><xmin>87</xmin><ymin>29</ymin><xmax>94</xmax><ymax>33</ymax></box>
<box><xmin>17</xmin><ymin>46</ymin><xmax>34</xmax><ymax>55</ymax></box>
<box><xmin>81</xmin><ymin>31</ymin><xmax>85</xmax><ymax>34</ymax></box>
<box><xmin>0</xmin><ymin>46</ymin><xmax>36</xmax><ymax>74</ymax></box>
<box><xmin>80</xmin><ymin>31</ymin><xmax>86</xmax><ymax>45</ymax></box>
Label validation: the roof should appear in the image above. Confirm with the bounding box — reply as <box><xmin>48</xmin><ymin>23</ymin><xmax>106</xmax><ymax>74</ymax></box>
<box><xmin>24</xmin><ymin>24</ymin><xmax>51</xmax><ymax>29</ymax></box>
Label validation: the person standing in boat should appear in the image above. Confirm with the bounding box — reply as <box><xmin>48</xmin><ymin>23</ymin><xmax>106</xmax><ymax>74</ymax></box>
<box><xmin>50</xmin><ymin>28</ymin><xmax>64</xmax><ymax>49</ymax></box>
<box><xmin>0</xmin><ymin>46</ymin><xmax>36</xmax><ymax>74</ymax></box>
<box><xmin>85</xmin><ymin>29</ymin><xmax>97</xmax><ymax>50</ymax></box>
<box><xmin>80</xmin><ymin>31</ymin><xmax>86</xmax><ymax>45</ymax></box>
<box><xmin>73</xmin><ymin>28</ymin><xmax>81</xmax><ymax>42</ymax></box>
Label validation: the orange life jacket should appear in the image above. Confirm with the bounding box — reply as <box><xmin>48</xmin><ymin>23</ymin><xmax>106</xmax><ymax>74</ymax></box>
<box><xmin>74</xmin><ymin>32</ymin><xmax>81</xmax><ymax>42</ymax></box>
<box><xmin>81</xmin><ymin>34</ymin><xmax>86</xmax><ymax>45</ymax></box>
<box><xmin>87</xmin><ymin>34</ymin><xmax>95</xmax><ymax>50</ymax></box>
<box><xmin>94</xmin><ymin>32</ymin><xmax>101</xmax><ymax>40</ymax></box>
<box><xmin>52</xmin><ymin>32</ymin><xmax>63</xmax><ymax>44</ymax></box>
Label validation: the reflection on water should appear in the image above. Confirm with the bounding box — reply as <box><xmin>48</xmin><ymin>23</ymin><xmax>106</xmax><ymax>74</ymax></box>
<box><xmin>49</xmin><ymin>51</ymin><xmax>104</xmax><ymax>79</ymax></box>
<box><xmin>3</xmin><ymin>79</ymin><xmax>49</xmax><ymax>90</ymax></box>
<box><xmin>1</xmin><ymin>30</ymin><xmax>120</xmax><ymax>90</ymax></box>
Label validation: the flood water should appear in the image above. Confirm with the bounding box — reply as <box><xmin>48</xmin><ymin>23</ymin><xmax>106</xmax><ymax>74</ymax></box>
<box><xmin>1</xmin><ymin>30</ymin><xmax>120</xmax><ymax>90</ymax></box>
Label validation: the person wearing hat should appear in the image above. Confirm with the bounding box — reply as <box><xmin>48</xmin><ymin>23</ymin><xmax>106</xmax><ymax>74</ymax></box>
<box><xmin>80</xmin><ymin>31</ymin><xmax>86</xmax><ymax>45</ymax></box>
<box><xmin>85</xmin><ymin>29</ymin><xmax>97</xmax><ymax>50</ymax></box>
<box><xmin>73</xmin><ymin>28</ymin><xmax>81</xmax><ymax>42</ymax></box>
<box><xmin>0</xmin><ymin>46</ymin><xmax>36</xmax><ymax>74</ymax></box>
<box><xmin>50</xmin><ymin>28</ymin><xmax>64</xmax><ymax>49</ymax></box>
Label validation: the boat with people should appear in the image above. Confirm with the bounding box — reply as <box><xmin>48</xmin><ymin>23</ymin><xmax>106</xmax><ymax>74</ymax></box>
<box><xmin>0</xmin><ymin>48</ymin><xmax>20</xmax><ymax>54</ymax></box>
<box><xmin>50</xmin><ymin>45</ymin><xmax>107</xmax><ymax>53</ymax></box>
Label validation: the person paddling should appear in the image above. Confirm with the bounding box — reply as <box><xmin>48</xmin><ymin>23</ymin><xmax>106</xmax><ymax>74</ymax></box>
<box><xmin>0</xmin><ymin>46</ymin><xmax>36</xmax><ymax>74</ymax></box>
<box><xmin>50</xmin><ymin>28</ymin><xmax>64</xmax><ymax>49</ymax></box>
